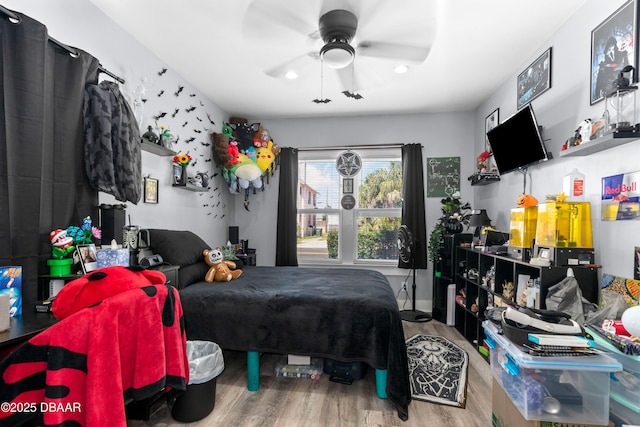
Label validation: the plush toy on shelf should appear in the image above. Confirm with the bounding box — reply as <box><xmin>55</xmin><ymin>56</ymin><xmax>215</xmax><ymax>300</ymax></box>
<box><xmin>203</xmin><ymin>247</ymin><xmax>242</xmax><ymax>282</ymax></box>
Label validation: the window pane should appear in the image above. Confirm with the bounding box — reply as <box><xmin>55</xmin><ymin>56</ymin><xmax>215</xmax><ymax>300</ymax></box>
<box><xmin>297</xmin><ymin>213</ymin><xmax>339</xmax><ymax>261</ymax></box>
<box><xmin>298</xmin><ymin>161</ymin><xmax>340</xmax><ymax>209</ymax></box>
<box><xmin>357</xmin><ymin>215</ymin><xmax>401</xmax><ymax>260</ymax></box>
<box><xmin>356</xmin><ymin>160</ymin><xmax>403</xmax><ymax>209</ymax></box>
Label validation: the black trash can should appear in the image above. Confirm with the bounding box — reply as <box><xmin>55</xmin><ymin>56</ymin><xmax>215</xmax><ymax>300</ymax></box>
<box><xmin>171</xmin><ymin>341</ymin><xmax>224</xmax><ymax>422</ymax></box>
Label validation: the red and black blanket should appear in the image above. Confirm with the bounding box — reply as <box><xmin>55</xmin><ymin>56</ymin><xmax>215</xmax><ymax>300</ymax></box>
<box><xmin>0</xmin><ymin>284</ymin><xmax>188</xmax><ymax>426</ymax></box>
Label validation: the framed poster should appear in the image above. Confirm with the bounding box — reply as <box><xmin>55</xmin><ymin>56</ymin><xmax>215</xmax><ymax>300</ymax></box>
<box><xmin>485</xmin><ymin>108</ymin><xmax>499</xmax><ymax>152</ymax></box>
<box><xmin>144</xmin><ymin>177</ymin><xmax>159</xmax><ymax>204</ymax></box>
<box><xmin>426</xmin><ymin>157</ymin><xmax>460</xmax><ymax>198</ymax></box>
<box><xmin>517</xmin><ymin>47</ymin><xmax>552</xmax><ymax>109</ymax></box>
<box><xmin>590</xmin><ymin>0</ymin><xmax>638</xmax><ymax>104</ymax></box>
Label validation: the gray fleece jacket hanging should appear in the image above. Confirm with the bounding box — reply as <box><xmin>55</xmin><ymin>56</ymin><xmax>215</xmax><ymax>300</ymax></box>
<box><xmin>84</xmin><ymin>81</ymin><xmax>141</xmax><ymax>204</ymax></box>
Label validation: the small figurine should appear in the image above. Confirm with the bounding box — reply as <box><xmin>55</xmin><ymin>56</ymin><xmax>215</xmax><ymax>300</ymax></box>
<box><xmin>502</xmin><ymin>280</ymin><xmax>515</xmax><ymax>301</ymax></box>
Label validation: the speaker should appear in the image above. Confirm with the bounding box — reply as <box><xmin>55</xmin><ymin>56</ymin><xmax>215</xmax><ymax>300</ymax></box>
<box><xmin>140</xmin><ymin>254</ymin><xmax>164</xmax><ymax>268</ymax></box>
<box><xmin>99</xmin><ymin>204</ymin><xmax>126</xmax><ymax>245</ymax></box>
<box><xmin>228</xmin><ymin>226</ymin><xmax>239</xmax><ymax>245</ymax></box>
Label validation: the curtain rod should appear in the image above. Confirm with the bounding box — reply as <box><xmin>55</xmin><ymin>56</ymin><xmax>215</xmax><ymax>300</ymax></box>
<box><xmin>49</xmin><ymin>37</ymin><xmax>125</xmax><ymax>84</ymax></box>
<box><xmin>0</xmin><ymin>5</ymin><xmax>125</xmax><ymax>84</ymax></box>
<box><xmin>296</xmin><ymin>143</ymin><xmax>408</xmax><ymax>152</ymax></box>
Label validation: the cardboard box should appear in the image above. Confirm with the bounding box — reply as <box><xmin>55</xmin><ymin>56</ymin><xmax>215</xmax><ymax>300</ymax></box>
<box><xmin>0</xmin><ymin>266</ymin><xmax>22</xmax><ymax>317</ymax></box>
<box><xmin>492</xmin><ymin>378</ymin><xmax>614</xmax><ymax>427</ymax></box>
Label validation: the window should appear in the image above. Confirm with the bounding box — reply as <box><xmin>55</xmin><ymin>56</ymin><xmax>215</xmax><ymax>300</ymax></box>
<box><xmin>297</xmin><ymin>148</ymin><xmax>402</xmax><ymax>264</ymax></box>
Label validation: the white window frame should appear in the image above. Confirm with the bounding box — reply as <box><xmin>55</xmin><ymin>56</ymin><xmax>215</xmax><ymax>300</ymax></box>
<box><xmin>297</xmin><ymin>148</ymin><xmax>401</xmax><ymax>266</ymax></box>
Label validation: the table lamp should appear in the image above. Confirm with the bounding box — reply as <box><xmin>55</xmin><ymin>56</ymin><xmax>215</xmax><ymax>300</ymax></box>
<box><xmin>469</xmin><ymin>209</ymin><xmax>492</xmax><ymax>245</ymax></box>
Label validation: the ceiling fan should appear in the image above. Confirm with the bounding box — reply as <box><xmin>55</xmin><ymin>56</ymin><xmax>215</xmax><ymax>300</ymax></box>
<box><xmin>397</xmin><ymin>225</ymin><xmax>431</xmax><ymax>323</ymax></box>
<box><xmin>242</xmin><ymin>0</ymin><xmax>435</xmax><ymax>98</ymax></box>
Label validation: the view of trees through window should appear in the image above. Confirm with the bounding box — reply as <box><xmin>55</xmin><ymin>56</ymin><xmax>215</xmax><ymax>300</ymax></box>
<box><xmin>297</xmin><ymin>151</ymin><xmax>402</xmax><ymax>263</ymax></box>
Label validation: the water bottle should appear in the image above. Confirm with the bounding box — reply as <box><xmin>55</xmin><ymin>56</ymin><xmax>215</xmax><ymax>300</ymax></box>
<box><xmin>563</xmin><ymin>168</ymin><xmax>585</xmax><ymax>201</ymax></box>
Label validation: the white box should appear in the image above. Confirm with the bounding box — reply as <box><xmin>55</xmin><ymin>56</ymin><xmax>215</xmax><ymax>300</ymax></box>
<box><xmin>287</xmin><ymin>354</ymin><xmax>311</xmax><ymax>365</ymax></box>
<box><xmin>484</xmin><ymin>320</ymin><xmax>621</xmax><ymax>426</ymax></box>
<box><xmin>446</xmin><ymin>283</ymin><xmax>456</xmax><ymax>326</ymax></box>
<box><xmin>0</xmin><ymin>294</ymin><xmax>9</xmax><ymax>332</ymax></box>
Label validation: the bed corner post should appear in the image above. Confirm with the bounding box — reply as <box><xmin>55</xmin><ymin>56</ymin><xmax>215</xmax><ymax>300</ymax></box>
<box><xmin>247</xmin><ymin>351</ymin><xmax>260</xmax><ymax>391</ymax></box>
<box><xmin>375</xmin><ymin>369</ymin><xmax>388</xmax><ymax>399</ymax></box>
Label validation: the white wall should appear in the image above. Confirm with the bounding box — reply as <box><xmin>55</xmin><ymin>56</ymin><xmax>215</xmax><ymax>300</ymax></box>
<box><xmin>474</xmin><ymin>0</ymin><xmax>640</xmax><ymax>280</ymax></box>
<box><xmin>3</xmin><ymin>0</ymin><xmax>233</xmax><ymax>248</ymax></box>
<box><xmin>234</xmin><ymin>112</ymin><xmax>475</xmax><ymax>308</ymax></box>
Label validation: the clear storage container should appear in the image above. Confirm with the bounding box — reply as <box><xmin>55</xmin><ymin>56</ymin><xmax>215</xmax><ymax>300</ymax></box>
<box><xmin>483</xmin><ymin>321</ymin><xmax>621</xmax><ymax>425</ymax></box>
<box><xmin>587</xmin><ymin>326</ymin><xmax>640</xmax><ymax>426</ymax></box>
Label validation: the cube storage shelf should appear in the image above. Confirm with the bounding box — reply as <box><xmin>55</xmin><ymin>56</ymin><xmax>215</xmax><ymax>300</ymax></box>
<box><xmin>453</xmin><ymin>247</ymin><xmax>599</xmax><ymax>357</ymax></box>
<box><xmin>432</xmin><ymin>233</ymin><xmax>472</xmax><ymax>323</ymax></box>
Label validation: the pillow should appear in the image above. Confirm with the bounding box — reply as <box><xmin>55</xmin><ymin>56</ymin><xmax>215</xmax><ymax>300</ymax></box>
<box><xmin>148</xmin><ymin>229</ymin><xmax>210</xmax><ymax>268</ymax></box>
<box><xmin>177</xmin><ymin>261</ymin><xmax>210</xmax><ymax>289</ymax></box>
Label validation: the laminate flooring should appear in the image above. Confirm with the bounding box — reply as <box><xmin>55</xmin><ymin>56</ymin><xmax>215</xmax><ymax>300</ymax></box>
<box><xmin>127</xmin><ymin>320</ymin><xmax>492</xmax><ymax>427</ymax></box>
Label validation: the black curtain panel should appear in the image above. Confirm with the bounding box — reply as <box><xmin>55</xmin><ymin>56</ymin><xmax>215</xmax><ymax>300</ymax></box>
<box><xmin>0</xmin><ymin>9</ymin><xmax>99</xmax><ymax>304</ymax></box>
<box><xmin>399</xmin><ymin>144</ymin><xmax>428</xmax><ymax>269</ymax></box>
<box><xmin>275</xmin><ymin>147</ymin><xmax>298</xmax><ymax>266</ymax></box>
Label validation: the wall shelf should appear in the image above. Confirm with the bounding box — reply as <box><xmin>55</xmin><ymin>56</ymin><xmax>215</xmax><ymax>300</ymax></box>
<box><xmin>559</xmin><ymin>132</ymin><xmax>639</xmax><ymax>157</ymax></box>
<box><xmin>468</xmin><ymin>172</ymin><xmax>500</xmax><ymax>186</ymax></box>
<box><xmin>140</xmin><ymin>140</ymin><xmax>176</xmax><ymax>157</ymax></box>
<box><xmin>172</xmin><ymin>183</ymin><xmax>209</xmax><ymax>192</ymax></box>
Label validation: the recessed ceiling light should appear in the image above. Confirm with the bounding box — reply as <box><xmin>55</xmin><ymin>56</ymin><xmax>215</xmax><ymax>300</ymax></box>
<box><xmin>394</xmin><ymin>65</ymin><xmax>409</xmax><ymax>74</ymax></box>
<box><xmin>285</xmin><ymin>71</ymin><xmax>298</xmax><ymax>80</ymax></box>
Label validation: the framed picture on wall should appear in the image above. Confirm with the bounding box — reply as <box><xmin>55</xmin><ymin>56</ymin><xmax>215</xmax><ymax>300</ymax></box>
<box><xmin>590</xmin><ymin>0</ymin><xmax>638</xmax><ymax>104</ymax></box>
<box><xmin>485</xmin><ymin>108</ymin><xmax>499</xmax><ymax>152</ymax></box>
<box><xmin>517</xmin><ymin>47</ymin><xmax>552</xmax><ymax>109</ymax></box>
<box><xmin>342</xmin><ymin>178</ymin><xmax>354</xmax><ymax>195</ymax></box>
<box><xmin>144</xmin><ymin>177</ymin><xmax>159</xmax><ymax>204</ymax></box>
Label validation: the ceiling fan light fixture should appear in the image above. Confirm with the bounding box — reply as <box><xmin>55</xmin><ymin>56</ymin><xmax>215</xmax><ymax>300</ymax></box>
<box><xmin>284</xmin><ymin>70</ymin><xmax>298</xmax><ymax>80</ymax></box>
<box><xmin>320</xmin><ymin>42</ymin><xmax>355</xmax><ymax>69</ymax></box>
<box><xmin>394</xmin><ymin>64</ymin><xmax>409</xmax><ymax>74</ymax></box>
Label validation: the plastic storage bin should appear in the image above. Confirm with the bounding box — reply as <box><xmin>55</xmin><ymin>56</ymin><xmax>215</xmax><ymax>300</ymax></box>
<box><xmin>483</xmin><ymin>321</ymin><xmax>621</xmax><ymax>425</ymax></box>
<box><xmin>171</xmin><ymin>341</ymin><xmax>225</xmax><ymax>423</ymax></box>
<box><xmin>587</xmin><ymin>327</ymin><xmax>640</xmax><ymax>425</ymax></box>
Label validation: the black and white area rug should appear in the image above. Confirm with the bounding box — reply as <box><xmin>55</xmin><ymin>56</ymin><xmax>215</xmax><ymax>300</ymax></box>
<box><xmin>406</xmin><ymin>334</ymin><xmax>469</xmax><ymax>408</ymax></box>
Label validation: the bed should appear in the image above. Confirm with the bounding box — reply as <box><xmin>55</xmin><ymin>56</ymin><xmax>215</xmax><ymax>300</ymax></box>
<box><xmin>148</xmin><ymin>229</ymin><xmax>411</xmax><ymax>420</ymax></box>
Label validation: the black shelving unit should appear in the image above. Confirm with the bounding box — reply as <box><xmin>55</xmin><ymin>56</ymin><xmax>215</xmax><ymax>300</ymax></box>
<box><xmin>432</xmin><ymin>233</ymin><xmax>472</xmax><ymax>323</ymax></box>
<box><xmin>453</xmin><ymin>247</ymin><xmax>599</xmax><ymax>356</ymax></box>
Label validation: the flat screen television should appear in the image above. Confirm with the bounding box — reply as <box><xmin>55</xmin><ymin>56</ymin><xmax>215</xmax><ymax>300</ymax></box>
<box><xmin>486</xmin><ymin>105</ymin><xmax>549</xmax><ymax>175</ymax></box>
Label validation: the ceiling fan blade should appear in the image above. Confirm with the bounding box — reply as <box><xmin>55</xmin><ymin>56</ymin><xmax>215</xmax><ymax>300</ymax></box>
<box><xmin>264</xmin><ymin>53</ymin><xmax>316</xmax><ymax>78</ymax></box>
<box><xmin>243</xmin><ymin>0</ymin><xmax>319</xmax><ymax>39</ymax></box>
<box><xmin>357</xmin><ymin>42</ymin><xmax>431</xmax><ymax>63</ymax></box>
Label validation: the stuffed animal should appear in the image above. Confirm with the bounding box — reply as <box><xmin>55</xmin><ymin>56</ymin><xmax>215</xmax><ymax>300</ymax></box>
<box><xmin>52</xmin><ymin>266</ymin><xmax>167</xmax><ymax>320</ymax></box>
<box><xmin>517</xmin><ymin>194</ymin><xmax>538</xmax><ymax>208</ymax></box>
<box><xmin>203</xmin><ymin>247</ymin><xmax>242</xmax><ymax>282</ymax></box>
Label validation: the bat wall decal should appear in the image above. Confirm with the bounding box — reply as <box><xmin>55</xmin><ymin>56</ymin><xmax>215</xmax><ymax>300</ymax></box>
<box><xmin>158</xmin><ymin>67</ymin><xmax>167</xmax><ymax>76</ymax></box>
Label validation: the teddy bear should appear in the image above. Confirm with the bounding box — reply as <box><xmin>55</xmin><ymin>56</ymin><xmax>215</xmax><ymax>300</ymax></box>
<box><xmin>203</xmin><ymin>247</ymin><xmax>242</xmax><ymax>282</ymax></box>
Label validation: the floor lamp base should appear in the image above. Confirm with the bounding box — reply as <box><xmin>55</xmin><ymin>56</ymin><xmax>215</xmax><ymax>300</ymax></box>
<box><xmin>399</xmin><ymin>309</ymin><xmax>432</xmax><ymax>323</ymax></box>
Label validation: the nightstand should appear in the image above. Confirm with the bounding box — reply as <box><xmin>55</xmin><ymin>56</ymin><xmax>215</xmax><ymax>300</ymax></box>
<box><xmin>149</xmin><ymin>264</ymin><xmax>180</xmax><ymax>288</ymax></box>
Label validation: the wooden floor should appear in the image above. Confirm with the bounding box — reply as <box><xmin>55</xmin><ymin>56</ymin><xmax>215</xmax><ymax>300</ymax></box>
<box><xmin>127</xmin><ymin>320</ymin><xmax>492</xmax><ymax>427</ymax></box>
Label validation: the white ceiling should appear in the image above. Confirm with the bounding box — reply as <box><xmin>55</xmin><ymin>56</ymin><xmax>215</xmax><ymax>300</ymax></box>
<box><xmin>89</xmin><ymin>0</ymin><xmax>587</xmax><ymax>120</ymax></box>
